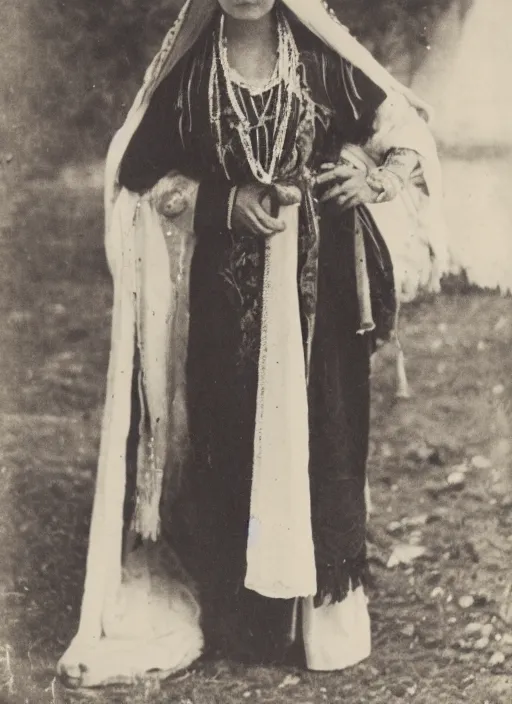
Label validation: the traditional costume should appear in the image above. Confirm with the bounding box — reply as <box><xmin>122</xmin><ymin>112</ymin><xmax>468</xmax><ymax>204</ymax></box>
<box><xmin>58</xmin><ymin>0</ymin><xmax>446</xmax><ymax>687</ymax></box>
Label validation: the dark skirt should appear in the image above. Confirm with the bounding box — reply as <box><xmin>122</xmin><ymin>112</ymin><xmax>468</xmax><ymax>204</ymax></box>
<box><xmin>168</xmin><ymin>203</ymin><xmax>394</xmax><ymax>659</ymax></box>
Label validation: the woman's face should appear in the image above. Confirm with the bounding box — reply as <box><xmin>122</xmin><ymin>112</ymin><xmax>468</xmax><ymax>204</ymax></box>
<box><xmin>217</xmin><ymin>0</ymin><xmax>276</xmax><ymax>21</ymax></box>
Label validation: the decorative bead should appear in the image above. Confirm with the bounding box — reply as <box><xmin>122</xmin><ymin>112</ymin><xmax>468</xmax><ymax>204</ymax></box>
<box><xmin>210</xmin><ymin>10</ymin><xmax>301</xmax><ymax>185</ymax></box>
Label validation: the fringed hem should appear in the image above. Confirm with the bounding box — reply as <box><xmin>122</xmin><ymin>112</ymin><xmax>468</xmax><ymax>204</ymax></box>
<box><xmin>314</xmin><ymin>551</ymin><xmax>369</xmax><ymax>607</ymax></box>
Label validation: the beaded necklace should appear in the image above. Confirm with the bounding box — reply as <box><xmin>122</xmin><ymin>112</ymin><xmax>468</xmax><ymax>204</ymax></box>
<box><xmin>209</xmin><ymin>11</ymin><xmax>301</xmax><ymax>184</ymax></box>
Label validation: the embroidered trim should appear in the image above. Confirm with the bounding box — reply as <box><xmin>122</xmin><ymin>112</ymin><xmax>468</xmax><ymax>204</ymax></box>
<box><xmin>227</xmin><ymin>185</ymin><xmax>238</xmax><ymax>231</ymax></box>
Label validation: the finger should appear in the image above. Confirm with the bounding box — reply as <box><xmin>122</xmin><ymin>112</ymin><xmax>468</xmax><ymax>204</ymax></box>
<box><xmin>314</xmin><ymin>165</ymin><xmax>356</xmax><ymax>185</ymax></box>
<box><xmin>337</xmin><ymin>194</ymin><xmax>362</xmax><ymax>212</ymax></box>
<box><xmin>253</xmin><ymin>205</ymin><xmax>285</xmax><ymax>233</ymax></box>
<box><xmin>319</xmin><ymin>183</ymin><xmax>347</xmax><ymax>203</ymax></box>
<box><xmin>314</xmin><ymin>165</ymin><xmax>356</xmax><ymax>186</ymax></box>
<box><xmin>375</xmin><ymin>190</ymin><xmax>393</xmax><ymax>203</ymax></box>
<box><xmin>246</xmin><ymin>213</ymin><xmax>278</xmax><ymax>238</ymax></box>
<box><xmin>274</xmin><ymin>184</ymin><xmax>302</xmax><ymax>205</ymax></box>
<box><xmin>319</xmin><ymin>180</ymin><xmax>360</xmax><ymax>203</ymax></box>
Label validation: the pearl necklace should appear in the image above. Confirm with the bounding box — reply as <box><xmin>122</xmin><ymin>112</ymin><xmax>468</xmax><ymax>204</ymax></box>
<box><xmin>209</xmin><ymin>11</ymin><xmax>301</xmax><ymax>185</ymax></box>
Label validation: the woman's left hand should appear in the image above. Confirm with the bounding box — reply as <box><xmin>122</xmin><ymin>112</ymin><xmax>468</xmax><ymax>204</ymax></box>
<box><xmin>313</xmin><ymin>163</ymin><xmax>399</xmax><ymax>212</ymax></box>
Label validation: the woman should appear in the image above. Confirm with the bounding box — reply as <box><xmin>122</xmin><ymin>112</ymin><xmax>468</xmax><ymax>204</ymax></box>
<box><xmin>58</xmin><ymin>0</ymin><xmax>444</xmax><ymax>688</ymax></box>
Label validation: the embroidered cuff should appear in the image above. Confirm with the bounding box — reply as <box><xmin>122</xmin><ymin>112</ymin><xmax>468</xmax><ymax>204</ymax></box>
<box><xmin>383</xmin><ymin>148</ymin><xmax>421</xmax><ymax>186</ymax></box>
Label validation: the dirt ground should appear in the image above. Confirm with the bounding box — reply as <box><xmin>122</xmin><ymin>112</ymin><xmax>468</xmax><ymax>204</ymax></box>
<box><xmin>0</xmin><ymin>175</ymin><xmax>511</xmax><ymax>704</ymax></box>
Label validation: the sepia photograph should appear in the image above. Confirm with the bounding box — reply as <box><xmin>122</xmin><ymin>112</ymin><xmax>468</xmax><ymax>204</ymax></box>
<box><xmin>0</xmin><ymin>0</ymin><xmax>511</xmax><ymax>702</ymax></box>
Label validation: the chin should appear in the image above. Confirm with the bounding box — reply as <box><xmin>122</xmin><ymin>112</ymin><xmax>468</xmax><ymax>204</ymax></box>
<box><xmin>220</xmin><ymin>0</ymin><xmax>276</xmax><ymax>21</ymax></box>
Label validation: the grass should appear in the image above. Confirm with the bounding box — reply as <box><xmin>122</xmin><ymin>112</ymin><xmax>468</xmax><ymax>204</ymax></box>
<box><xmin>0</xmin><ymin>176</ymin><xmax>511</xmax><ymax>703</ymax></box>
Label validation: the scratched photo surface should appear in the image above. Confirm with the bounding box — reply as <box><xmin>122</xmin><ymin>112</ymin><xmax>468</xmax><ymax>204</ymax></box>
<box><xmin>1</xmin><ymin>1</ymin><xmax>511</xmax><ymax>703</ymax></box>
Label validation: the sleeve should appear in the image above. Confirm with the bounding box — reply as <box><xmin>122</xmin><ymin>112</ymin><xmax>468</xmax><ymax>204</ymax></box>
<box><xmin>119</xmin><ymin>52</ymin><xmax>234</xmax><ymax>241</ymax></box>
<box><xmin>118</xmin><ymin>69</ymin><xmax>186</xmax><ymax>194</ymax></box>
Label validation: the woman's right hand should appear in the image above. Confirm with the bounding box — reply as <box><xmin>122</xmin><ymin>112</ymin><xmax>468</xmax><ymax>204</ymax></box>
<box><xmin>231</xmin><ymin>183</ymin><xmax>286</xmax><ymax>239</ymax></box>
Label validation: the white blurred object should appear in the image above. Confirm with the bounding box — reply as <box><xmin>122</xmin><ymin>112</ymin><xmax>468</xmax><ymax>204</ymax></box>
<box><xmin>412</xmin><ymin>0</ymin><xmax>512</xmax><ymax>293</ymax></box>
<box><xmin>414</xmin><ymin>0</ymin><xmax>512</xmax><ymax>147</ymax></box>
<box><xmin>442</xmin><ymin>156</ymin><xmax>512</xmax><ymax>294</ymax></box>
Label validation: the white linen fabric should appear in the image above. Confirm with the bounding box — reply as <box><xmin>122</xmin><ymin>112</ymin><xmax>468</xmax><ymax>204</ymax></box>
<box><xmin>245</xmin><ymin>203</ymin><xmax>316</xmax><ymax>599</ymax></box>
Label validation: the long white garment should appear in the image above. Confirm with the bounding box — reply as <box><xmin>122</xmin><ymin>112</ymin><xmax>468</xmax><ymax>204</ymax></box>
<box><xmin>245</xmin><ymin>204</ymin><xmax>316</xmax><ymax>599</ymax></box>
<box><xmin>303</xmin><ymin>587</ymin><xmax>371</xmax><ymax>671</ymax></box>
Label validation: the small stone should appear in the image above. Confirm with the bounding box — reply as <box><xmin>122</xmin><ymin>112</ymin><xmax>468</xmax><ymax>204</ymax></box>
<box><xmin>447</xmin><ymin>617</ymin><xmax>457</xmax><ymax>624</ymax></box>
<box><xmin>481</xmin><ymin>624</ymin><xmax>494</xmax><ymax>638</ymax></box>
<box><xmin>461</xmin><ymin>675</ymin><xmax>475</xmax><ymax>685</ymax></box>
<box><xmin>243</xmin><ymin>692</ymin><xmax>252</xmax><ymax>699</ymax></box>
<box><xmin>465</xmin><ymin>623</ymin><xmax>483</xmax><ymax>636</ymax></box>
<box><xmin>493</xmin><ymin>384</ymin><xmax>505</xmax><ymax>396</ymax></box>
<box><xmin>407</xmin><ymin>442</ymin><xmax>437</xmax><ymax>463</ymax></box>
<box><xmin>471</xmin><ymin>456</ymin><xmax>492</xmax><ymax>470</ymax></box>
<box><xmin>386</xmin><ymin>521</ymin><xmax>403</xmax><ymax>535</ymax></box>
<box><xmin>401</xmin><ymin>624</ymin><xmax>415</xmax><ymax>637</ymax></box>
<box><xmin>278</xmin><ymin>675</ymin><xmax>301</xmax><ymax>689</ymax></box>
<box><xmin>402</xmin><ymin>514</ymin><xmax>430</xmax><ymax>528</ymax></box>
<box><xmin>387</xmin><ymin>545</ymin><xmax>427</xmax><ymax>568</ymax></box>
<box><xmin>473</xmin><ymin>636</ymin><xmax>490</xmax><ymax>650</ymax></box>
<box><xmin>447</xmin><ymin>471</ymin><xmax>465</xmax><ymax>487</ymax></box>
<box><xmin>459</xmin><ymin>595</ymin><xmax>475</xmax><ymax>609</ymax></box>
<box><xmin>431</xmin><ymin>587</ymin><xmax>444</xmax><ymax>599</ymax></box>
<box><xmin>488</xmin><ymin>652</ymin><xmax>506</xmax><ymax>668</ymax></box>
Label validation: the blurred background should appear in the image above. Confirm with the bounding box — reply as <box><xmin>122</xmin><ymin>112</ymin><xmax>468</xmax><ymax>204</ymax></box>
<box><xmin>1</xmin><ymin>1</ymin><xmax>511</xmax><ymax>703</ymax></box>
